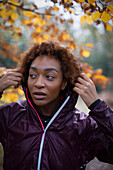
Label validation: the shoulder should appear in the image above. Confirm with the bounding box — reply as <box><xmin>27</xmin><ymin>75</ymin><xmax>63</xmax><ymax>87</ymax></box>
<box><xmin>0</xmin><ymin>100</ymin><xmax>27</xmax><ymax>127</ymax></box>
<box><xmin>73</xmin><ymin>108</ymin><xmax>98</xmax><ymax>132</ymax></box>
<box><xmin>0</xmin><ymin>100</ymin><xmax>27</xmax><ymax>116</ymax></box>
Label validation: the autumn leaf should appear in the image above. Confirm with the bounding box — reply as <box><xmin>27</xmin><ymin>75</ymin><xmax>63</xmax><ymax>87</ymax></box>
<box><xmin>36</xmin><ymin>27</ymin><xmax>42</xmax><ymax>33</ymax></box>
<box><xmin>24</xmin><ymin>11</ymin><xmax>33</xmax><ymax>16</ymax></box>
<box><xmin>66</xmin><ymin>8</ymin><xmax>74</xmax><ymax>13</ymax></box>
<box><xmin>6</xmin><ymin>11</ymin><xmax>14</xmax><ymax>17</ymax></box>
<box><xmin>69</xmin><ymin>41</ymin><xmax>77</xmax><ymax>50</ymax></box>
<box><xmin>8</xmin><ymin>0</ymin><xmax>20</xmax><ymax>5</ymax></box>
<box><xmin>94</xmin><ymin>75</ymin><xmax>108</xmax><ymax>81</ymax></box>
<box><xmin>86</xmin><ymin>15</ymin><xmax>93</xmax><ymax>25</ymax></box>
<box><xmin>86</xmin><ymin>72</ymin><xmax>92</xmax><ymax>78</ymax></box>
<box><xmin>13</xmin><ymin>27</ymin><xmax>22</xmax><ymax>31</ymax></box>
<box><xmin>108</xmin><ymin>5</ymin><xmax>113</xmax><ymax>14</ymax></box>
<box><xmin>92</xmin><ymin>11</ymin><xmax>101</xmax><ymax>21</ymax></box>
<box><xmin>42</xmin><ymin>34</ymin><xmax>49</xmax><ymax>40</ymax></box>
<box><xmin>82</xmin><ymin>50</ymin><xmax>90</xmax><ymax>57</ymax></box>
<box><xmin>11</xmin><ymin>13</ymin><xmax>18</xmax><ymax>21</ymax></box>
<box><xmin>106</xmin><ymin>24</ymin><xmax>112</xmax><ymax>31</ymax></box>
<box><xmin>62</xmin><ymin>33</ymin><xmax>70</xmax><ymax>40</ymax></box>
<box><xmin>53</xmin><ymin>6</ymin><xmax>59</xmax><ymax>11</ymax></box>
<box><xmin>85</xmin><ymin>43</ymin><xmax>94</xmax><ymax>48</ymax></box>
<box><xmin>88</xmin><ymin>0</ymin><xmax>95</xmax><ymax>4</ymax></box>
<box><xmin>101</xmin><ymin>11</ymin><xmax>111</xmax><ymax>23</ymax></box>
<box><xmin>78</xmin><ymin>0</ymin><xmax>85</xmax><ymax>3</ymax></box>
<box><xmin>64</xmin><ymin>0</ymin><xmax>73</xmax><ymax>2</ymax></box>
<box><xmin>95</xmin><ymin>69</ymin><xmax>103</xmax><ymax>75</ymax></box>
<box><xmin>67</xmin><ymin>19</ymin><xmax>73</xmax><ymax>24</ymax></box>
<box><xmin>12</xmin><ymin>57</ymin><xmax>19</xmax><ymax>63</ymax></box>
<box><xmin>80</xmin><ymin>15</ymin><xmax>86</xmax><ymax>24</ymax></box>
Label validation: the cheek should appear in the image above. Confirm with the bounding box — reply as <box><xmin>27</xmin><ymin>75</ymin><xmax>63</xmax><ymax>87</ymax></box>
<box><xmin>27</xmin><ymin>78</ymin><xmax>32</xmax><ymax>91</ymax></box>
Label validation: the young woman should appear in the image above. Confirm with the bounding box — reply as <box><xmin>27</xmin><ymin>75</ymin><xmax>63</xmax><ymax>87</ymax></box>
<box><xmin>0</xmin><ymin>41</ymin><xmax>113</xmax><ymax>170</ymax></box>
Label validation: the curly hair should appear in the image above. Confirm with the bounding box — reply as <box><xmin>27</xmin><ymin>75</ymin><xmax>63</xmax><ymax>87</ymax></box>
<box><xmin>18</xmin><ymin>40</ymin><xmax>81</xmax><ymax>88</ymax></box>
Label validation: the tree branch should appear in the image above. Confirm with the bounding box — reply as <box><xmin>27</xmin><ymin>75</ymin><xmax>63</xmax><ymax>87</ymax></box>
<box><xmin>0</xmin><ymin>0</ymin><xmax>54</xmax><ymax>16</ymax></box>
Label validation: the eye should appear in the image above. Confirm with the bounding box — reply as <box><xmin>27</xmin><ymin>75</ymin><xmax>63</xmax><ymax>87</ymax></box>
<box><xmin>46</xmin><ymin>75</ymin><xmax>55</xmax><ymax>80</ymax></box>
<box><xmin>29</xmin><ymin>74</ymin><xmax>37</xmax><ymax>79</ymax></box>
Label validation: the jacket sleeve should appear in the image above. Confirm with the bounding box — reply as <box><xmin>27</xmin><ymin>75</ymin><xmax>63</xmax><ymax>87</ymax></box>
<box><xmin>89</xmin><ymin>101</ymin><xmax>113</xmax><ymax>164</ymax></box>
<box><xmin>0</xmin><ymin>103</ymin><xmax>11</xmax><ymax>146</ymax></box>
<box><xmin>78</xmin><ymin>101</ymin><xmax>113</xmax><ymax>167</ymax></box>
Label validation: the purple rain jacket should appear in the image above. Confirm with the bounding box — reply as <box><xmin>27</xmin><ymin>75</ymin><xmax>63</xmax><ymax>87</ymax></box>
<box><xmin>0</xmin><ymin>87</ymin><xmax>113</xmax><ymax>170</ymax></box>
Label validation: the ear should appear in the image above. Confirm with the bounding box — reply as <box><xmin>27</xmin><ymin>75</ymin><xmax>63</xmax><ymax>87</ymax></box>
<box><xmin>61</xmin><ymin>80</ymin><xmax>67</xmax><ymax>90</ymax></box>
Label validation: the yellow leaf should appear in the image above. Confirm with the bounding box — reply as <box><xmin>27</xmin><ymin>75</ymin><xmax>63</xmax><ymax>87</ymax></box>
<box><xmin>88</xmin><ymin>0</ymin><xmax>95</xmax><ymax>3</ymax></box>
<box><xmin>0</xmin><ymin>3</ymin><xmax>5</xmax><ymax>10</ymax></box>
<box><xmin>5</xmin><ymin>11</ymin><xmax>14</xmax><ymax>17</ymax></box>
<box><xmin>64</xmin><ymin>0</ymin><xmax>73</xmax><ymax>2</ymax></box>
<box><xmin>92</xmin><ymin>11</ymin><xmax>101</xmax><ymax>21</ymax></box>
<box><xmin>94</xmin><ymin>75</ymin><xmax>108</xmax><ymax>81</ymax></box>
<box><xmin>14</xmin><ymin>27</ymin><xmax>22</xmax><ymax>31</ymax></box>
<box><xmin>10</xmin><ymin>5</ymin><xmax>16</xmax><ymax>10</ymax></box>
<box><xmin>18</xmin><ymin>88</ymin><xmax>24</xmax><ymax>95</ymax></box>
<box><xmin>106</xmin><ymin>24</ymin><xmax>112</xmax><ymax>31</ymax></box>
<box><xmin>112</xmin><ymin>18</ymin><xmax>113</xmax><ymax>24</ymax></box>
<box><xmin>43</xmin><ymin>34</ymin><xmax>49</xmax><ymax>40</ymax></box>
<box><xmin>24</xmin><ymin>20</ymin><xmax>31</xmax><ymax>25</ymax></box>
<box><xmin>101</xmin><ymin>11</ymin><xmax>111</xmax><ymax>23</ymax></box>
<box><xmin>53</xmin><ymin>6</ymin><xmax>59</xmax><ymax>11</ymax></box>
<box><xmin>78</xmin><ymin>0</ymin><xmax>85</xmax><ymax>2</ymax></box>
<box><xmin>70</xmin><ymin>41</ymin><xmax>77</xmax><ymax>50</ymax></box>
<box><xmin>82</xmin><ymin>50</ymin><xmax>90</xmax><ymax>57</ymax></box>
<box><xmin>108</xmin><ymin>5</ymin><xmax>113</xmax><ymax>14</ymax></box>
<box><xmin>85</xmin><ymin>43</ymin><xmax>94</xmax><ymax>47</ymax></box>
<box><xmin>86</xmin><ymin>15</ymin><xmax>93</xmax><ymax>25</ymax></box>
<box><xmin>62</xmin><ymin>33</ymin><xmax>70</xmax><ymax>40</ymax></box>
<box><xmin>2</xmin><ymin>92</ymin><xmax>19</xmax><ymax>103</ymax></box>
<box><xmin>86</xmin><ymin>73</ymin><xmax>92</xmax><ymax>78</ymax></box>
<box><xmin>11</xmin><ymin>13</ymin><xmax>18</xmax><ymax>20</ymax></box>
<box><xmin>46</xmin><ymin>15</ymin><xmax>51</xmax><ymax>19</ymax></box>
<box><xmin>24</xmin><ymin>11</ymin><xmax>33</xmax><ymax>16</ymax></box>
<box><xmin>36</xmin><ymin>27</ymin><xmax>42</xmax><ymax>33</ymax></box>
<box><xmin>0</xmin><ymin>9</ymin><xmax>6</xmax><ymax>18</ymax></box>
<box><xmin>33</xmin><ymin>17</ymin><xmax>42</xmax><ymax>25</ymax></box>
<box><xmin>67</xmin><ymin>8</ymin><xmax>74</xmax><ymax>13</ymax></box>
<box><xmin>80</xmin><ymin>15</ymin><xmax>86</xmax><ymax>24</ymax></box>
<box><xmin>8</xmin><ymin>0</ymin><xmax>19</xmax><ymax>5</ymax></box>
<box><xmin>34</xmin><ymin>37</ymin><xmax>44</xmax><ymax>43</ymax></box>
<box><xmin>7</xmin><ymin>20</ymin><xmax>14</xmax><ymax>25</ymax></box>
<box><xmin>39</xmin><ymin>20</ymin><xmax>45</xmax><ymax>26</ymax></box>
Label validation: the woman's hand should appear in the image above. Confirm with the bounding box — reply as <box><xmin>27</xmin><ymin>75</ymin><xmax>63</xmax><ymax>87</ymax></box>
<box><xmin>0</xmin><ymin>68</ymin><xmax>23</xmax><ymax>93</ymax></box>
<box><xmin>73</xmin><ymin>73</ymin><xmax>98</xmax><ymax>107</ymax></box>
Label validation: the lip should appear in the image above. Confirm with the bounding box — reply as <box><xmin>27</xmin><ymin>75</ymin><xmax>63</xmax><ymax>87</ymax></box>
<box><xmin>33</xmin><ymin>92</ymin><xmax>47</xmax><ymax>100</ymax></box>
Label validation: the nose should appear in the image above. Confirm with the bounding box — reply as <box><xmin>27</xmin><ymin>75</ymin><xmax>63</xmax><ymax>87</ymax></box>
<box><xmin>34</xmin><ymin>76</ymin><xmax>45</xmax><ymax>88</ymax></box>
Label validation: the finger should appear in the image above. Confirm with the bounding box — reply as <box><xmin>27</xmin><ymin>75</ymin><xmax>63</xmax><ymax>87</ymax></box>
<box><xmin>74</xmin><ymin>82</ymin><xmax>84</xmax><ymax>89</ymax></box>
<box><xmin>73</xmin><ymin>86</ymin><xmax>81</xmax><ymax>94</ymax></box>
<box><xmin>77</xmin><ymin>77</ymin><xmax>88</xmax><ymax>86</ymax></box>
<box><xmin>80</xmin><ymin>73</ymin><xmax>93</xmax><ymax>83</ymax></box>
<box><xmin>6</xmin><ymin>71</ymin><xmax>23</xmax><ymax>79</ymax></box>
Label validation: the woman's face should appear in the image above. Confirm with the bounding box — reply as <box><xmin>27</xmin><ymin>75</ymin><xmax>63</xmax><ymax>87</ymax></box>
<box><xmin>27</xmin><ymin>55</ymin><xmax>67</xmax><ymax>107</ymax></box>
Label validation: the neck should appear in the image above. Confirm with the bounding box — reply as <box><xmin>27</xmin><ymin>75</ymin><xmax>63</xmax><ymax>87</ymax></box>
<box><xmin>37</xmin><ymin>96</ymin><xmax>61</xmax><ymax>116</ymax></box>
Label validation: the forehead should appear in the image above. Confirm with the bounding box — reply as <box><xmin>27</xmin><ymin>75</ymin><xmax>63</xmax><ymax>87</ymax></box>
<box><xmin>30</xmin><ymin>55</ymin><xmax>61</xmax><ymax>70</ymax></box>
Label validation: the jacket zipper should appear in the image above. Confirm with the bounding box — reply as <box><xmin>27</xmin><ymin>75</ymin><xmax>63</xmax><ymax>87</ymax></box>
<box><xmin>26</xmin><ymin>89</ymin><xmax>70</xmax><ymax>170</ymax></box>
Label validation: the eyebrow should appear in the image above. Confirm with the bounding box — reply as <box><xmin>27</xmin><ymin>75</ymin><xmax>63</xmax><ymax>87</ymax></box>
<box><xmin>30</xmin><ymin>66</ymin><xmax>59</xmax><ymax>73</ymax></box>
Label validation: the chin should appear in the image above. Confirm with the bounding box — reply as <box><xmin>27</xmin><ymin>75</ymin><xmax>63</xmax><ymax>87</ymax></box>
<box><xmin>33</xmin><ymin>100</ymin><xmax>47</xmax><ymax>107</ymax></box>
